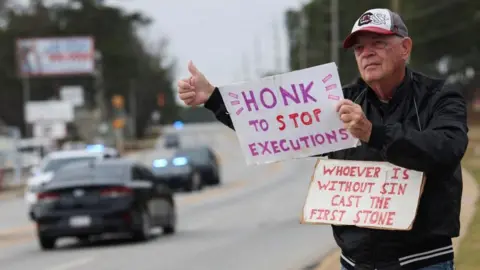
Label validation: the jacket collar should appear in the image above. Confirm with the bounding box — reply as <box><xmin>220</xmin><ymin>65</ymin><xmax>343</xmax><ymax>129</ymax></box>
<box><xmin>356</xmin><ymin>67</ymin><xmax>412</xmax><ymax>108</ymax></box>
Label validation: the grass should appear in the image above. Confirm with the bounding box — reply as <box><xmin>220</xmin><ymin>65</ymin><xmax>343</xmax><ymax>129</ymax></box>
<box><xmin>454</xmin><ymin>126</ymin><xmax>480</xmax><ymax>270</ymax></box>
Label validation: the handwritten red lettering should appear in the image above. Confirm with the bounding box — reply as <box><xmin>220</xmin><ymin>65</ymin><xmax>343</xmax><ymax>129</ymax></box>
<box><xmin>310</xmin><ymin>208</ymin><xmax>346</xmax><ymax>222</ymax></box>
<box><xmin>391</xmin><ymin>167</ymin><xmax>410</xmax><ymax>180</ymax></box>
<box><xmin>331</xmin><ymin>194</ymin><xmax>362</xmax><ymax>208</ymax></box>
<box><xmin>281</xmin><ymin>108</ymin><xmax>322</xmax><ymax>129</ymax></box>
<box><xmin>323</xmin><ymin>165</ymin><xmax>381</xmax><ymax>178</ymax></box>
<box><xmin>276</xmin><ymin>115</ymin><xmax>286</xmax><ymax>131</ymax></box>
<box><xmin>353</xmin><ymin>210</ymin><xmax>396</xmax><ymax>226</ymax></box>
<box><xmin>369</xmin><ymin>196</ymin><xmax>392</xmax><ymax>209</ymax></box>
<box><xmin>317</xmin><ymin>180</ymin><xmax>375</xmax><ymax>193</ymax></box>
<box><xmin>380</xmin><ymin>183</ymin><xmax>407</xmax><ymax>195</ymax></box>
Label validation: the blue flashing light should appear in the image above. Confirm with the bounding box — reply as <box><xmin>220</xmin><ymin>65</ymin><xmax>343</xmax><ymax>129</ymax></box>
<box><xmin>173</xmin><ymin>121</ymin><xmax>184</xmax><ymax>130</ymax></box>
<box><xmin>172</xmin><ymin>157</ymin><xmax>188</xmax><ymax>166</ymax></box>
<box><xmin>153</xmin><ymin>159</ymin><xmax>168</xmax><ymax>168</ymax></box>
<box><xmin>86</xmin><ymin>144</ymin><xmax>105</xmax><ymax>152</ymax></box>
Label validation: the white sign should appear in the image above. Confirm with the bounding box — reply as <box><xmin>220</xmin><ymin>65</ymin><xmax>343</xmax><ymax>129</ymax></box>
<box><xmin>301</xmin><ymin>159</ymin><xmax>425</xmax><ymax>230</ymax></box>
<box><xmin>25</xmin><ymin>101</ymin><xmax>74</xmax><ymax>123</ymax></box>
<box><xmin>16</xmin><ymin>36</ymin><xmax>94</xmax><ymax>77</ymax></box>
<box><xmin>60</xmin><ymin>85</ymin><xmax>84</xmax><ymax>107</ymax></box>
<box><xmin>33</xmin><ymin>121</ymin><xmax>67</xmax><ymax>139</ymax></box>
<box><xmin>218</xmin><ymin>63</ymin><xmax>359</xmax><ymax>165</ymax></box>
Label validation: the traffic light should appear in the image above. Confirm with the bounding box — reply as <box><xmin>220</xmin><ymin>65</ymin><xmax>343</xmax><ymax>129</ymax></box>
<box><xmin>112</xmin><ymin>118</ymin><xmax>125</xmax><ymax>129</ymax></box>
<box><xmin>112</xmin><ymin>95</ymin><xmax>124</xmax><ymax>109</ymax></box>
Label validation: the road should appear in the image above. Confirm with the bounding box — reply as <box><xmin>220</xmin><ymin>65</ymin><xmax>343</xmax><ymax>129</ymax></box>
<box><xmin>0</xmin><ymin>123</ymin><xmax>337</xmax><ymax>270</ymax></box>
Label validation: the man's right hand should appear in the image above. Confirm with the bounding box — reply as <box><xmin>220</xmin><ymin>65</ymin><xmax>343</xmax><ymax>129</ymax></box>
<box><xmin>177</xmin><ymin>61</ymin><xmax>215</xmax><ymax>106</ymax></box>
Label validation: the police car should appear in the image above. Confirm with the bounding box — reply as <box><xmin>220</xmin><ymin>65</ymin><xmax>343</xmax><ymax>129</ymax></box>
<box><xmin>25</xmin><ymin>145</ymin><xmax>119</xmax><ymax>220</ymax></box>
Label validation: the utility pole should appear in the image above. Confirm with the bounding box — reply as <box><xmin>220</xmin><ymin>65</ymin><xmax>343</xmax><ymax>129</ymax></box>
<box><xmin>391</xmin><ymin>0</ymin><xmax>400</xmax><ymax>12</ymax></box>
<box><xmin>253</xmin><ymin>36</ymin><xmax>262</xmax><ymax>77</ymax></box>
<box><xmin>129</xmin><ymin>79</ymin><xmax>136</xmax><ymax>139</ymax></box>
<box><xmin>242</xmin><ymin>51</ymin><xmax>250</xmax><ymax>81</ymax></box>
<box><xmin>298</xmin><ymin>3</ymin><xmax>308</xmax><ymax>69</ymax></box>
<box><xmin>273</xmin><ymin>19</ymin><xmax>282</xmax><ymax>73</ymax></box>
<box><xmin>330</xmin><ymin>0</ymin><xmax>339</xmax><ymax>65</ymax></box>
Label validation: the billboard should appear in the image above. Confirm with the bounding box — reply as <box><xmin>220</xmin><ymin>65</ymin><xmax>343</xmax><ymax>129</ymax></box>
<box><xmin>16</xmin><ymin>36</ymin><xmax>95</xmax><ymax>77</ymax></box>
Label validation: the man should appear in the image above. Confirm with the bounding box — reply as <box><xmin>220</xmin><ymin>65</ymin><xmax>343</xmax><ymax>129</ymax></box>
<box><xmin>177</xmin><ymin>8</ymin><xmax>467</xmax><ymax>270</ymax></box>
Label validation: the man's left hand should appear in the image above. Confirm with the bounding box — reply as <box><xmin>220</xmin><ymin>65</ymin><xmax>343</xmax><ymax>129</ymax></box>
<box><xmin>336</xmin><ymin>99</ymin><xmax>372</xmax><ymax>143</ymax></box>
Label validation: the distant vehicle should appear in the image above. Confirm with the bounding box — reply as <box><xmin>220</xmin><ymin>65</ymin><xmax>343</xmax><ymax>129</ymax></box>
<box><xmin>173</xmin><ymin>146</ymin><xmax>221</xmax><ymax>186</ymax></box>
<box><xmin>164</xmin><ymin>133</ymin><xmax>180</xmax><ymax>149</ymax></box>
<box><xmin>25</xmin><ymin>145</ymin><xmax>120</xmax><ymax>220</ymax></box>
<box><xmin>151</xmin><ymin>156</ymin><xmax>202</xmax><ymax>192</ymax></box>
<box><xmin>33</xmin><ymin>159</ymin><xmax>176</xmax><ymax>250</ymax></box>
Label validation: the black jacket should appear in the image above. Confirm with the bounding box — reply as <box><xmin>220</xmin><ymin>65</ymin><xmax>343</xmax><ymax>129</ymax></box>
<box><xmin>203</xmin><ymin>68</ymin><xmax>469</xmax><ymax>270</ymax></box>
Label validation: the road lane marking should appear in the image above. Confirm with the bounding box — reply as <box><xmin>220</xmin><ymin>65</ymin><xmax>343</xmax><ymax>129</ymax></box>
<box><xmin>0</xmin><ymin>224</ymin><xmax>34</xmax><ymax>237</ymax></box>
<box><xmin>46</xmin><ymin>257</ymin><xmax>95</xmax><ymax>270</ymax></box>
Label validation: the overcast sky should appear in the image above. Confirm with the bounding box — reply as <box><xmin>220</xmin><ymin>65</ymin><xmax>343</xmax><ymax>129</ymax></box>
<box><xmin>103</xmin><ymin>0</ymin><xmax>304</xmax><ymax>105</ymax></box>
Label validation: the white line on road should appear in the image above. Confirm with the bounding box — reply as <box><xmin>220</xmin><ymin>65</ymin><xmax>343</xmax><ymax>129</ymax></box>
<box><xmin>46</xmin><ymin>257</ymin><xmax>95</xmax><ymax>270</ymax></box>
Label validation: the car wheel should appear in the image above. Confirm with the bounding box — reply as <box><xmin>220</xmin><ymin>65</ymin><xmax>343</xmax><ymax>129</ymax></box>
<box><xmin>132</xmin><ymin>209</ymin><xmax>151</xmax><ymax>241</ymax></box>
<box><xmin>38</xmin><ymin>234</ymin><xmax>56</xmax><ymax>250</ymax></box>
<box><xmin>187</xmin><ymin>172</ymin><xmax>202</xmax><ymax>192</ymax></box>
<box><xmin>212</xmin><ymin>172</ymin><xmax>221</xmax><ymax>186</ymax></box>
<box><xmin>77</xmin><ymin>236</ymin><xmax>90</xmax><ymax>243</ymax></box>
<box><xmin>162</xmin><ymin>202</ymin><xmax>176</xmax><ymax>235</ymax></box>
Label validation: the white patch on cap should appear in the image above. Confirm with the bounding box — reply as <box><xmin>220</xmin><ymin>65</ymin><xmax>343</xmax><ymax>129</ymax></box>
<box><xmin>351</xmin><ymin>8</ymin><xmax>392</xmax><ymax>33</ymax></box>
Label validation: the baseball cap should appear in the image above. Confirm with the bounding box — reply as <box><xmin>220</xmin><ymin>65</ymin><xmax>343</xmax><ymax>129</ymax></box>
<box><xmin>343</xmin><ymin>8</ymin><xmax>409</xmax><ymax>49</ymax></box>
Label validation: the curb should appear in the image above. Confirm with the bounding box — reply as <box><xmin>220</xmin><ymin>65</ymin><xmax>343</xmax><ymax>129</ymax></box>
<box><xmin>309</xmin><ymin>167</ymin><xmax>479</xmax><ymax>270</ymax></box>
<box><xmin>0</xmin><ymin>185</ymin><xmax>25</xmax><ymax>201</ymax></box>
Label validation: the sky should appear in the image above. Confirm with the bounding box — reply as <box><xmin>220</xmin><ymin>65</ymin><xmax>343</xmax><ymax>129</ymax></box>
<box><xmin>103</xmin><ymin>0</ymin><xmax>305</xmax><ymax>105</ymax></box>
<box><xmin>16</xmin><ymin>0</ymin><xmax>305</xmax><ymax>106</ymax></box>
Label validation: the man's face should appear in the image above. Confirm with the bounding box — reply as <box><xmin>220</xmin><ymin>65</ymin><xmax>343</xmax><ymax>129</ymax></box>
<box><xmin>352</xmin><ymin>33</ymin><xmax>411</xmax><ymax>83</ymax></box>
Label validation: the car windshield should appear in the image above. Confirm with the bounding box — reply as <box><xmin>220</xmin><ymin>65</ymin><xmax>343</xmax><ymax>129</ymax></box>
<box><xmin>41</xmin><ymin>156</ymin><xmax>97</xmax><ymax>173</ymax></box>
<box><xmin>165</xmin><ymin>134</ymin><xmax>178</xmax><ymax>142</ymax></box>
<box><xmin>175</xmin><ymin>149</ymin><xmax>206</xmax><ymax>161</ymax></box>
<box><xmin>52</xmin><ymin>164</ymin><xmax>127</xmax><ymax>182</ymax></box>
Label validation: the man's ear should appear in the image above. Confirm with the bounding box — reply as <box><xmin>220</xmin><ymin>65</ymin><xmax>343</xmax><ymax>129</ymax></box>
<box><xmin>401</xmin><ymin>37</ymin><xmax>413</xmax><ymax>61</ymax></box>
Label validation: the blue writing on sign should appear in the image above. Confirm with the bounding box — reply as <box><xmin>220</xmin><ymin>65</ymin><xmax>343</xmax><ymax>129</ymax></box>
<box><xmin>43</xmin><ymin>38</ymin><xmax>92</xmax><ymax>54</ymax></box>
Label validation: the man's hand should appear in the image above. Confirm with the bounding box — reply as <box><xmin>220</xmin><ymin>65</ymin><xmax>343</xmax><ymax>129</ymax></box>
<box><xmin>177</xmin><ymin>61</ymin><xmax>215</xmax><ymax>106</ymax></box>
<box><xmin>336</xmin><ymin>99</ymin><xmax>373</xmax><ymax>143</ymax></box>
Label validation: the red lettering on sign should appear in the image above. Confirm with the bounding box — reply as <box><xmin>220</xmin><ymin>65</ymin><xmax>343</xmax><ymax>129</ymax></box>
<box><xmin>323</xmin><ymin>165</ymin><xmax>381</xmax><ymax>178</ymax></box>
<box><xmin>380</xmin><ymin>183</ymin><xmax>407</xmax><ymax>195</ymax></box>
<box><xmin>369</xmin><ymin>196</ymin><xmax>392</xmax><ymax>209</ymax></box>
<box><xmin>309</xmin><ymin>208</ymin><xmax>346</xmax><ymax>222</ymax></box>
<box><xmin>353</xmin><ymin>210</ymin><xmax>396</xmax><ymax>226</ymax></box>
<box><xmin>331</xmin><ymin>194</ymin><xmax>362</xmax><ymax>208</ymax></box>
<box><xmin>316</xmin><ymin>180</ymin><xmax>375</xmax><ymax>193</ymax></box>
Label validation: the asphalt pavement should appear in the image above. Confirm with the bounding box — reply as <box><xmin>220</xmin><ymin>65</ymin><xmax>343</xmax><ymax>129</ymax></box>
<box><xmin>0</xmin><ymin>123</ymin><xmax>337</xmax><ymax>270</ymax></box>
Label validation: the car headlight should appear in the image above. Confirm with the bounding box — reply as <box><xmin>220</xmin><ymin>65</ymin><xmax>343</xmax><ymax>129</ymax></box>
<box><xmin>153</xmin><ymin>159</ymin><xmax>168</xmax><ymax>168</ymax></box>
<box><xmin>172</xmin><ymin>157</ymin><xmax>188</xmax><ymax>166</ymax></box>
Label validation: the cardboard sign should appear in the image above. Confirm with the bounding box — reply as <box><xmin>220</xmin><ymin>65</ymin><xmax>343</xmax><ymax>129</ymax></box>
<box><xmin>218</xmin><ymin>63</ymin><xmax>359</xmax><ymax>165</ymax></box>
<box><xmin>301</xmin><ymin>159</ymin><xmax>425</xmax><ymax>230</ymax></box>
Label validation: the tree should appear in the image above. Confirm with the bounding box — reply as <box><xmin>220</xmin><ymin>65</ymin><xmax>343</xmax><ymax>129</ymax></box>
<box><xmin>284</xmin><ymin>0</ymin><xmax>480</xmax><ymax>88</ymax></box>
<box><xmin>0</xmin><ymin>0</ymin><xmax>179</xmax><ymax>138</ymax></box>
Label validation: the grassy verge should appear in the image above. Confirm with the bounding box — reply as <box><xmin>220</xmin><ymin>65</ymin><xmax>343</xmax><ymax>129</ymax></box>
<box><xmin>455</xmin><ymin>127</ymin><xmax>480</xmax><ymax>269</ymax></box>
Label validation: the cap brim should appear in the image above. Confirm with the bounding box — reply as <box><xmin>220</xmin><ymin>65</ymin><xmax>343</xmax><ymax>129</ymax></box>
<box><xmin>342</xmin><ymin>27</ymin><xmax>396</xmax><ymax>49</ymax></box>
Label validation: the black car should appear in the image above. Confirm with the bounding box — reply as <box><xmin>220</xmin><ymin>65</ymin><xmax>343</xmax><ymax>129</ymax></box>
<box><xmin>33</xmin><ymin>159</ymin><xmax>176</xmax><ymax>250</ymax></box>
<box><xmin>151</xmin><ymin>156</ymin><xmax>203</xmax><ymax>192</ymax></box>
<box><xmin>173</xmin><ymin>146</ymin><xmax>221</xmax><ymax>186</ymax></box>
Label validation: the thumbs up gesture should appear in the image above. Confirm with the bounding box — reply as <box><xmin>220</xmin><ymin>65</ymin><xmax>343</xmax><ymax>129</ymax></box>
<box><xmin>177</xmin><ymin>61</ymin><xmax>215</xmax><ymax>106</ymax></box>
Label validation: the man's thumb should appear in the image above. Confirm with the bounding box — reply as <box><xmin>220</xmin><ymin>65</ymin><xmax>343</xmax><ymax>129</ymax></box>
<box><xmin>188</xmin><ymin>60</ymin><xmax>200</xmax><ymax>76</ymax></box>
